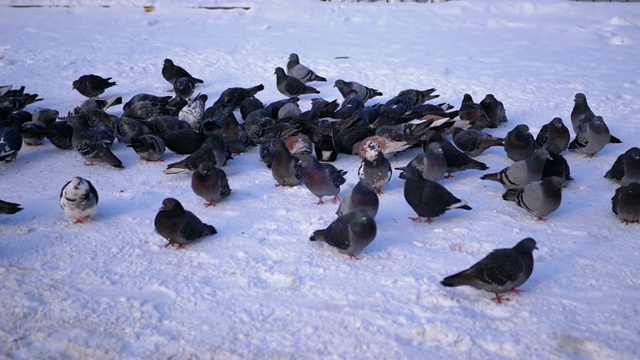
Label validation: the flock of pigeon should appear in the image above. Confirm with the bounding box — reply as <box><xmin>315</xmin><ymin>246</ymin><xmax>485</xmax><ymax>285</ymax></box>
<box><xmin>1</xmin><ymin>53</ymin><xmax>639</xmax><ymax>303</ymax></box>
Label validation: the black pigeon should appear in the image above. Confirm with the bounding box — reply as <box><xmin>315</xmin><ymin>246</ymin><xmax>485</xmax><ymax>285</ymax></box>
<box><xmin>164</xmin><ymin>129</ymin><xmax>205</xmax><ymax>155</ymax></box>
<box><xmin>334</xmin><ymin>79</ymin><xmax>382</xmax><ymax>103</ymax></box>
<box><xmin>72</xmin><ymin>74</ymin><xmax>116</xmax><ymax>98</ymax></box>
<box><xmin>20</xmin><ymin>120</ymin><xmax>47</xmax><ymax>146</ymax></box>
<box><xmin>542</xmin><ymin>144</ymin><xmax>573</xmax><ymax>183</ymax></box>
<box><xmin>213</xmin><ymin>84</ymin><xmax>265</xmax><ymax>109</ymax></box>
<box><xmin>479</xmin><ymin>94</ymin><xmax>507</xmax><ymax>126</ymax></box>
<box><xmin>128</xmin><ymin>134</ymin><xmax>166</xmax><ymax>162</ymax></box>
<box><xmin>451</xmin><ymin>127</ymin><xmax>504</xmax><ymax>157</ymax></box>
<box><xmin>397</xmin><ymin>166</ymin><xmax>471</xmax><ymax>223</ymax></box>
<box><xmin>535</xmin><ymin>117</ymin><xmax>570</xmax><ymax>152</ymax></box>
<box><xmin>162</xmin><ymin>58</ymin><xmax>204</xmax><ymax>85</ymax></box>
<box><xmin>459</xmin><ymin>94</ymin><xmax>494</xmax><ymax>129</ymax></box>
<box><xmin>164</xmin><ymin>135</ymin><xmax>231</xmax><ymax>174</ymax></box>
<box><xmin>173</xmin><ymin>77</ymin><xmax>196</xmax><ymax>100</ymax></box>
<box><xmin>154</xmin><ymin>198</ymin><xmax>217</xmax><ymax>248</ymax></box>
<box><xmin>191</xmin><ymin>162</ymin><xmax>231</xmax><ymax>207</ymax></box>
<box><xmin>612</xmin><ymin>182</ymin><xmax>640</xmax><ymax>224</ymax></box>
<box><xmin>337</xmin><ymin>178</ymin><xmax>379</xmax><ymax>219</ymax></box>
<box><xmin>123</xmin><ymin>93</ymin><xmax>173</xmax><ymax>112</ymax></box>
<box><xmin>423</xmin><ymin>131</ymin><xmax>488</xmax><ymax>178</ymax></box>
<box><xmin>310</xmin><ymin>208</ymin><xmax>377</xmax><ymax>259</ymax></box>
<box><xmin>604</xmin><ymin>147</ymin><xmax>640</xmax><ymax>186</ymax></box>
<box><xmin>0</xmin><ymin>199</ymin><xmax>23</xmax><ymax>215</ymax></box>
<box><xmin>287</xmin><ymin>53</ymin><xmax>327</xmax><ymax>83</ymax></box>
<box><xmin>441</xmin><ymin>238</ymin><xmax>537</xmax><ymax>303</ymax></box>
<box><xmin>0</xmin><ymin>126</ymin><xmax>23</xmax><ymax>162</ymax></box>
<box><xmin>271</xmin><ymin>139</ymin><xmax>303</xmax><ymax>187</ymax></box>
<box><xmin>299</xmin><ymin>154</ymin><xmax>347</xmax><ymax>205</ymax></box>
<box><xmin>395</xmin><ymin>88</ymin><xmax>439</xmax><ymax>108</ymax></box>
<box><xmin>45</xmin><ymin>120</ymin><xmax>74</xmax><ymax>150</ymax></box>
<box><xmin>504</xmin><ymin>124</ymin><xmax>537</xmax><ymax>162</ymax></box>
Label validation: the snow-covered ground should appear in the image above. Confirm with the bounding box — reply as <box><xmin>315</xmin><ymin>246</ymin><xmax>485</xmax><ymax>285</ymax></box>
<box><xmin>1</xmin><ymin>0</ymin><xmax>640</xmax><ymax>358</ymax></box>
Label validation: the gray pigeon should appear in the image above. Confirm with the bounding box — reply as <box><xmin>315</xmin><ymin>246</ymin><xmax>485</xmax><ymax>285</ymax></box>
<box><xmin>162</xmin><ymin>58</ymin><xmax>204</xmax><ymax>85</ymax></box>
<box><xmin>480</xmin><ymin>148</ymin><xmax>550</xmax><ymax>190</ymax></box>
<box><xmin>568</xmin><ymin>116</ymin><xmax>612</xmax><ymax>157</ymax></box>
<box><xmin>535</xmin><ymin>117</ymin><xmax>570</xmax><ymax>152</ymax></box>
<box><xmin>67</xmin><ymin>117</ymin><xmax>123</xmax><ymax>168</ymax></box>
<box><xmin>479</xmin><ymin>94</ymin><xmax>507</xmax><ymax>126</ymax></box>
<box><xmin>191</xmin><ymin>162</ymin><xmax>231</xmax><ymax>207</ymax></box>
<box><xmin>275</xmin><ymin>67</ymin><xmax>320</xmax><ymax>98</ymax></box>
<box><xmin>401</xmin><ymin>142</ymin><xmax>447</xmax><ymax>182</ymax></box>
<box><xmin>287</xmin><ymin>53</ymin><xmax>327</xmax><ymax>83</ymax></box>
<box><xmin>452</xmin><ymin>127</ymin><xmax>504</xmax><ymax>157</ymax></box>
<box><xmin>59</xmin><ymin>176</ymin><xmax>99</xmax><ymax>224</ymax></box>
<box><xmin>72</xmin><ymin>74</ymin><xmax>116</xmax><ymax>98</ymax></box>
<box><xmin>397</xmin><ymin>166</ymin><xmax>471</xmax><ymax>223</ymax></box>
<box><xmin>271</xmin><ymin>138</ymin><xmax>303</xmax><ymax>187</ymax></box>
<box><xmin>0</xmin><ymin>199</ymin><xmax>23</xmax><ymax>215</ymax></box>
<box><xmin>502</xmin><ymin>177</ymin><xmax>563</xmax><ymax>220</ymax></box>
<box><xmin>310</xmin><ymin>208</ymin><xmax>377</xmax><ymax>259</ymax></box>
<box><xmin>605</xmin><ymin>147</ymin><xmax>640</xmax><ymax>186</ymax></box>
<box><xmin>571</xmin><ymin>93</ymin><xmax>622</xmax><ymax>144</ymax></box>
<box><xmin>337</xmin><ymin>178</ymin><xmax>379</xmax><ymax>218</ymax></box>
<box><xmin>128</xmin><ymin>134</ymin><xmax>166</xmax><ymax>162</ymax></box>
<box><xmin>358</xmin><ymin>141</ymin><xmax>392</xmax><ymax>194</ymax></box>
<box><xmin>299</xmin><ymin>154</ymin><xmax>347</xmax><ymax>205</ymax></box>
<box><xmin>0</xmin><ymin>126</ymin><xmax>23</xmax><ymax>162</ymax></box>
<box><xmin>459</xmin><ymin>94</ymin><xmax>494</xmax><ymax>129</ymax></box>
<box><xmin>20</xmin><ymin>121</ymin><xmax>47</xmax><ymax>146</ymax></box>
<box><xmin>334</xmin><ymin>79</ymin><xmax>382</xmax><ymax>103</ymax></box>
<box><xmin>504</xmin><ymin>124</ymin><xmax>537</xmax><ymax>162</ymax></box>
<box><xmin>441</xmin><ymin>238</ymin><xmax>537</xmax><ymax>303</ymax></box>
<box><xmin>179</xmin><ymin>93</ymin><xmax>207</xmax><ymax>129</ymax></box>
<box><xmin>611</xmin><ymin>182</ymin><xmax>640</xmax><ymax>224</ymax></box>
<box><xmin>423</xmin><ymin>131</ymin><xmax>488</xmax><ymax>178</ymax></box>
<box><xmin>154</xmin><ymin>198</ymin><xmax>217</xmax><ymax>248</ymax></box>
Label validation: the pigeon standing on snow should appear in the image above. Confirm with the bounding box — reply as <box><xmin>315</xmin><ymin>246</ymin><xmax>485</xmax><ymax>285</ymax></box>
<box><xmin>271</xmin><ymin>138</ymin><xmax>303</xmax><ymax>187</ymax></box>
<box><xmin>440</xmin><ymin>237</ymin><xmax>537</xmax><ymax>303</ymax></box>
<box><xmin>568</xmin><ymin>116</ymin><xmax>612</xmax><ymax>157</ymax></box>
<box><xmin>423</xmin><ymin>131</ymin><xmax>489</xmax><ymax>178</ymax></box>
<box><xmin>504</xmin><ymin>124</ymin><xmax>537</xmax><ymax>162</ymax></box>
<box><xmin>179</xmin><ymin>93</ymin><xmax>207</xmax><ymax>129</ymax></box>
<box><xmin>0</xmin><ymin>199</ymin><xmax>23</xmax><ymax>215</ymax></box>
<box><xmin>173</xmin><ymin>77</ymin><xmax>197</xmax><ymax>100</ymax></box>
<box><xmin>154</xmin><ymin>197</ymin><xmax>217</xmax><ymax>248</ymax></box>
<box><xmin>274</xmin><ymin>67</ymin><xmax>320</xmax><ymax>98</ymax></box>
<box><xmin>0</xmin><ymin>126</ymin><xmax>23</xmax><ymax>162</ymax></box>
<box><xmin>535</xmin><ymin>117</ymin><xmax>570</xmax><ymax>152</ymax></box>
<box><xmin>59</xmin><ymin>176</ymin><xmax>99</xmax><ymax>224</ymax></box>
<box><xmin>287</xmin><ymin>53</ymin><xmax>327</xmax><ymax>83</ymax></box>
<box><xmin>451</xmin><ymin>127</ymin><xmax>504</xmax><ymax>157</ymax></box>
<box><xmin>337</xmin><ymin>178</ymin><xmax>379</xmax><ymax>218</ymax></box>
<box><xmin>299</xmin><ymin>154</ymin><xmax>347</xmax><ymax>205</ymax></box>
<box><xmin>334</xmin><ymin>79</ymin><xmax>382</xmax><ymax>103</ymax></box>
<box><xmin>67</xmin><ymin>116</ymin><xmax>123</xmax><ymax>168</ymax></box>
<box><xmin>191</xmin><ymin>162</ymin><xmax>231</xmax><ymax>207</ymax></box>
<box><xmin>401</xmin><ymin>142</ymin><xmax>448</xmax><ymax>182</ymax></box>
<box><xmin>397</xmin><ymin>166</ymin><xmax>471</xmax><ymax>223</ymax></box>
<box><xmin>502</xmin><ymin>176</ymin><xmax>564</xmax><ymax>221</ymax></box>
<box><xmin>611</xmin><ymin>182</ymin><xmax>640</xmax><ymax>224</ymax></box>
<box><xmin>480</xmin><ymin>148</ymin><xmax>550</xmax><ymax>190</ymax></box>
<box><xmin>604</xmin><ymin>147</ymin><xmax>640</xmax><ymax>186</ymax></box>
<box><xmin>128</xmin><ymin>134</ymin><xmax>166</xmax><ymax>162</ymax></box>
<box><xmin>310</xmin><ymin>208</ymin><xmax>377</xmax><ymax>259</ymax></box>
<box><xmin>479</xmin><ymin>93</ymin><xmax>507</xmax><ymax>126</ymax></box>
<box><xmin>72</xmin><ymin>74</ymin><xmax>116</xmax><ymax>98</ymax></box>
<box><xmin>358</xmin><ymin>141</ymin><xmax>392</xmax><ymax>194</ymax></box>
<box><xmin>570</xmin><ymin>93</ymin><xmax>622</xmax><ymax>144</ymax></box>
<box><xmin>459</xmin><ymin>93</ymin><xmax>493</xmax><ymax>129</ymax></box>
<box><xmin>162</xmin><ymin>58</ymin><xmax>204</xmax><ymax>86</ymax></box>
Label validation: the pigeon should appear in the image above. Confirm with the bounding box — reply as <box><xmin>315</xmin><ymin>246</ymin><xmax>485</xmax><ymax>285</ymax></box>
<box><xmin>213</xmin><ymin>85</ymin><xmax>265</xmax><ymax>110</ymax></box>
<box><xmin>123</xmin><ymin>93</ymin><xmax>173</xmax><ymax>112</ymax></box>
<box><xmin>423</xmin><ymin>131</ymin><xmax>489</xmax><ymax>178</ymax></box>
<box><xmin>67</xmin><ymin>116</ymin><xmax>123</xmax><ymax>168</ymax></box>
<box><xmin>612</xmin><ymin>182</ymin><xmax>640</xmax><ymax>224</ymax></box>
<box><xmin>299</xmin><ymin>154</ymin><xmax>347</xmax><ymax>205</ymax></box>
<box><xmin>395</xmin><ymin>88</ymin><xmax>439</xmax><ymax>108</ymax></box>
<box><xmin>535</xmin><ymin>117</ymin><xmax>570</xmax><ymax>152</ymax></box>
<box><xmin>479</xmin><ymin>94</ymin><xmax>507</xmax><ymax>126</ymax></box>
<box><xmin>178</xmin><ymin>93</ymin><xmax>207</xmax><ymax>129</ymax></box>
<box><xmin>0</xmin><ymin>126</ymin><xmax>23</xmax><ymax>162</ymax></box>
<box><xmin>162</xmin><ymin>58</ymin><xmax>204</xmax><ymax>85</ymax></box>
<box><xmin>0</xmin><ymin>199</ymin><xmax>23</xmax><ymax>215</ymax></box>
<box><xmin>568</xmin><ymin>116</ymin><xmax>612</xmax><ymax>157</ymax></box>
<box><xmin>275</xmin><ymin>67</ymin><xmax>320</xmax><ymax>98</ymax></box>
<box><xmin>440</xmin><ymin>238</ymin><xmax>537</xmax><ymax>303</ymax></box>
<box><xmin>72</xmin><ymin>96</ymin><xmax>122</xmax><ymax>117</ymax></box>
<box><xmin>605</xmin><ymin>147</ymin><xmax>640</xmax><ymax>186</ymax></box>
<box><xmin>542</xmin><ymin>144</ymin><xmax>573</xmax><ymax>183</ymax></box>
<box><xmin>113</xmin><ymin>117</ymin><xmax>151</xmax><ymax>144</ymax></box>
<box><xmin>154</xmin><ymin>198</ymin><xmax>217</xmax><ymax>248</ymax></box>
<box><xmin>502</xmin><ymin>176</ymin><xmax>563</xmax><ymax>220</ymax></box>
<box><xmin>72</xmin><ymin>74</ymin><xmax>116</xmax><ymax>98</ymax></box>
<box><xmin>353</xmin><ymin>135</ymin><xmax>414</xmax><ymax>159</ymax></box>
<box><xmin>45</xmin><ymin>120</ymin><xmax>74</xmax><ymax>150</ymax></box>
<box><xmin>163</xmin><ymin>129</ymin><xmax>205</xmax><ymax>155</ymax></box>
<box><xmin>504</xmin><ymin>124</ymin><xmax>537</xmax><ymax>162</ymax></box>
<box><xmin>480</xmin><ymin>148</ymin><xmax>550</xmax><ymax>190</ymax></box>
<box><xmin>191</xmin><ymin>162</ymin><xmax>231</xmax><ymax>207</ymax></box>
<box><xmin>401</xmin><ymin>142</ymin><xmax>448</xmax><ymax>182</ymax></box>
<box><xmin>336</xmin><ymin>178</ymin><xmax>379</xmax><ymax>219</ymax></box>
<box><xmin>451</xmin><ymin>127</ymin><xmax>504</xmax><ymax>157</ymax></box>
<box><xmin>20</xmin><ymin>121</ymin><xmax>47</xmax><ymax>146</ymax></box>
<box><xmin>358</xmin><ymin>141</ymin><xmax>392</xmax><ymax>194</ymax></box>
<box><xmin>271</xmin><ymin>138</ymin><xmax>303</xmax><ymax>187</ymax></box>
<box><xmin>128</xmin><ymin>134</ymin><xmax>166</xmax><ymax>161</ymax></box>
<box><xmin>310</xmin><ymin>208</ymin><xmax>377</xmax><ymax>259</ymax></box>
<box><xmin>571</xmin><ymin>93</ymin><xmax>622</xmax><ymax>144</ymax></box>
<box><xmin>334</xmin><ymin>79</ymin><xmax>382</xmax><ymax>103</ymax></box>
<box><xmin>313</xmin><ymin>121</ymin><xmax>339</xmax><ymax>162</ymax></box>
<box><xmin>173</xmin><ymin>77</ymin><xmax>197</xmax><ymax>100</ymax></box>
<box><xmin>164</xmin><ymin>135</ymin><xmax>232</xmax><ymax>174</ymax></box>
<box><xmin>32</xmin><ymin>108</ymin><xmax>59</xmax><ymax>125</ymax></box>
<box><xmin>220</xmin><ymin>109</ymin><xmax>253</xmax><ymax>154</ymax></box>
<box><xmin>397</xmin><ymin>166</ymin><xmax>471</xmax><ymax>223</ymax></box>
<box><xmin>287</xmin><ymin>53</ymin><xmax>327</xmax><ymax>83</ymax></box>
<box><xmin>59</xmin><ymin>176</ymin><xmax>99</xmax><ymax>224</ymax></box>
<box><xmin>459</xmin><ymin>93</ymin><xmax>494</xmax><ymax>129</ymax></box>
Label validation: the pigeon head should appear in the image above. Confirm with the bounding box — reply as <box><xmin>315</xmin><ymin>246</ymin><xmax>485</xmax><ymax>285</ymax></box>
<box><xmin>482</xmin><ymin>94</ymin><xmax>496</xmax><ymax>103</ymax></box>
<box><xmin>288</xmin><ymin>53</ymin><xmax>300</xmax><ymax>63</ymax></box>
<box><xmin>164</xmin><ymin>59</ymin><xmax>174</xmax><ymax>67</ymax></box>
<box><xmin>551</xmin><ymin>117</ymin><xmax>564</xmax><ymax>128</ymax></box>
<box><xmin>71</xmin><ymin>80</ymin><xmax>79</xmax><ymax>90</ymax></box>
<box><xmin>349</xmin><ymin>208</ymin><xmax>377</xmax><ymax>237</ymax></box>
<box><xmin>396</xmin><ymin>166</ymin><xmax>422</xmax><ymax>181</ymax></box>
<box><xmin>513</xmin><ymin>237</ymin><xmax>538</xmax><ymax>253</ymax></box>
<box><xmin>574</xmin><ymin>93</ymin><xmax>586</xmax><ymax>103</ymax></box>
<box><xmin>274</xmin><ymin>67</ymin><xmax>286</xmax><ymax>76</ymax></box>
<box><xmin>160</xmin><ymin>198</ymin><xmax>184</xmax><ymax>212</ymax></box>
<box><xmin>461</xmin><ymin>93</ymin><xmax>474</xmax><ymax>104</ymax></box>
<box><xmin>196</xmin><ymin>162</ymin><xmax>214</xmax><ymax>176</ymax></box>
<box><xmin>363</xmin><ymin>141</ymin><xmax>381</xmax><ymax>160</ymax></box>
<box><xmin>334</xmin><ymin>79</ymin><xmax>346</xmax><ymax>89</ymax></box>
<box><xmin>70</xmin><ymin>176</ymin><xmax>85</xmax><ymax>190</ymax></box>
<box><xmin>425</xmin><ymin>142</ymin><xmax>443</xmax><ymax>155</ymax></box>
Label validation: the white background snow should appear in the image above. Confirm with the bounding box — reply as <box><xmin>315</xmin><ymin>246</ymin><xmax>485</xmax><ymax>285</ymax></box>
<box><xmin>1</xmin><ymin>0</ymin><xmax>640</xmax><ymax>358</ymax></box>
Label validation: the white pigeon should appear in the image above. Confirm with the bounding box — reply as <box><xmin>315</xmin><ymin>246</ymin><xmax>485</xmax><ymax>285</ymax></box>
<box><xmin>59</xmin><ymin>176</ymin><xmax>99</xmax><ymax>224</ymax></box>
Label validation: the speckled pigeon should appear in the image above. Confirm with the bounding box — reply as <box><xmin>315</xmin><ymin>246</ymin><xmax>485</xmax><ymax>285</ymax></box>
<box><xmin>128</xmin><ymin>134</ymin><xmax>166</xmax><ymax>162</ymax></box>
<box><xmin>59</xmin><ymin>176</ymin><xmax>99</xmax><ymax>224</ymax></box>
<box><xmin>358</xmin><ymin>140</ymin><xmax>392</xmax><ymax>194</ymax></box>
<box><xmin>67</xmin><ymin>116</ymin><xmax>123</xmax><ymax>168</ymax></box>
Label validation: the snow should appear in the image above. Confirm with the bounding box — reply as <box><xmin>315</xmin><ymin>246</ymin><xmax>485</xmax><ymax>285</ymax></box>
<box><xmin>1</xmin><ymin>0</ymin><xmax>640</xmax><ymax>358</ymax></box>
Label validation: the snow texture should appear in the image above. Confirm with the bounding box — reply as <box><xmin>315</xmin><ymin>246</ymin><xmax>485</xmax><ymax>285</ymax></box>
<box><xmin>1</xmin><ymin>0</ymin><xmax>640</xmax><ymax>358</ymax></box>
